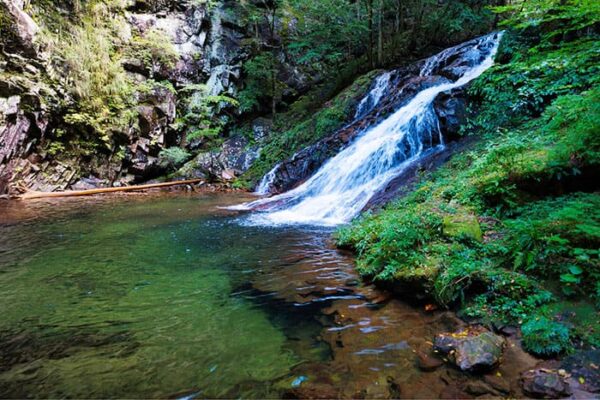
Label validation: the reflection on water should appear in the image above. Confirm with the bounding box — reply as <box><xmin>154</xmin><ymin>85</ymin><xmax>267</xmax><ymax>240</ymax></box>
<box><xmin>0</xmin><ymin>193</ymin><xmax>531</xmax><ymax>398</ymax></box>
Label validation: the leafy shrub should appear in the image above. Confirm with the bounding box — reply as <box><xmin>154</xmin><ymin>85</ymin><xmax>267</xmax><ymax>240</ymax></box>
<box><xmin>545</xmin><ymin>88</ymin><xmax>600</xmax><ymax>170</ymax></box>
<box><xmin>503</xmin><ymin>193</ymin><xmax>600</xmax><ymax>297</ymax></box>
<box><xmin>178</xmin><ymin>84</ymin><xmax>239</xmax><ymax>146</ymax></box>
<box><xmin>521</xmin><ymin>317</ymin><xmax>571</xmax><ymax>357</ymax></box>
<box><xmin>493</xmin><ymin>1</ymin><xmax>600</xmax><ymax>40</ymax></box>
<box><xmin>315</xmin><ymin>108</ymin><xmax>345</xmax><ymax>137</ymax></box>
<box><xmin>159</xmin><ymin>147</ymin><xmax>191</xmax><ymax>169</ymax></box>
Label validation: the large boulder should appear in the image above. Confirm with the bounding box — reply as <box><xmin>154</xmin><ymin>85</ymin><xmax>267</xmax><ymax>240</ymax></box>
<box><xmin>433</xmin><ymin>88</ymin><xmax>467</xmax><ymax>140</ymax></box>
<box><xmin>178</xmin><ymin>134</ymin><xmax>260</xmax><ymax>181</ymax></box>
<box><xmin>203</xmin><ymin>1</ymin><xmax>245</xmax><ymax>96</ymax></box>
<box><xmin>434</xmin><ymin>326</ymin><xmax>505</xmax><ymax>373</ymax></box>
<box><xmin>0</xmin><ymin>0</ymin><xmax>39</xmax><ymax>57</ymax></box>
<box><xmin>0</xmin><ymin>82</ymin><xmax>51</xmax><ymax>194</ymax></box>
<box><xmin>127</xmin><ymin>3</ymin><xmax>209</xmax><ymax>84</ymax></box>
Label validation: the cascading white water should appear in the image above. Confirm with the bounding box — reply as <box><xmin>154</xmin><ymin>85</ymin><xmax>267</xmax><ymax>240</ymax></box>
<box><xmin>253</xmin><ymin>72</ymin><xmax>395</xmax><ymax>196</ymax></box>
<box><xmin>354</xmin><ymin>72</ymin><xmax>392</xmax><ymax>120</ymax></box>
<box><xmin>237</xmin><ymin>33</ymin><xmax>502</xmax><ymax>226</ymax></box>
<box><xmin>254</xmin><ymin>163</ymin><xmax>280</xmax><ymax>195</ymax></box>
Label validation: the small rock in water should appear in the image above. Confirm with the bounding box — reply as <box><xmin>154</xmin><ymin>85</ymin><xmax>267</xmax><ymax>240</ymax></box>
<box><xmin>521</xmin><ymin>369</ymin><xmax>572</xmax><ymax>398</ymax></box>
<box><xmin>434</xmin><ymin>325</ymin><xmax>505</xmax><ymax>373</ymax></box>
<box><xmin>416</xmin><ymin>344</ymin><xmax>444</xmax><ymax>372</ymax></box>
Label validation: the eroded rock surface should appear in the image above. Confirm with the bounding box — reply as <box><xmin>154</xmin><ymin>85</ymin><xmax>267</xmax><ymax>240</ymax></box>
<box><xmin>434</xmin><ymin>326</ymin><xmax>505</xmax><ymax>373</ymax></box>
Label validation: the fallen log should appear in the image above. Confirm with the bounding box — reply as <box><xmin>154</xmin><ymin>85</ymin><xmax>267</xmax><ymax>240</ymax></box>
<box><xmin>18</xmin><ymin>179</ymin><xmax>205</xmax><ymax>200</ymax></box>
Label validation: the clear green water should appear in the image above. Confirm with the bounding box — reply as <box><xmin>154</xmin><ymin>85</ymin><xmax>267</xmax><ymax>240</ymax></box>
<box><xmin>0</xmin><ymin>194</ymin><xmax>334</xmax><ymax>398</ymax></box>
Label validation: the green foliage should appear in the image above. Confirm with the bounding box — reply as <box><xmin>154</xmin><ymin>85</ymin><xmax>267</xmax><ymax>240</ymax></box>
<box><xmin>466</xmin><ymin>34</ymin><xmax>599</xmax><ymax>135</ymax></box>
<box><xmin>337</xmin><ymin>203</ymin><xmax>442</xmax><ymax>280</ymax></box>
<box><xmin>57</xmin><ymin>11</ymin><xmax>135</xmax><ymax>147</ymax></box>
<box><xmin>521</xmin><ymin>317</ymin><xmax>572</xmax><ymax>356</ymax></box>
<box><xmin>45</xmin><ymin>141</ymin><xmax>66</xmax><ymax>156</ymax></box>
<box><xmin>544</xmin><ymin>89</ymin><xmax>600</xmax><ymax>170</ymax></box>
<box><xmin>286</xmin><ymin>0</ymin><xmax>368</xmax><ymax>67</ymax></box>
<box><xmin>335</xmin><ymin>10</ymin><xmax>600</xmax><ymax>354</ymax></box>
<box><xmin>493</xmin><ymin>0</ymin><xmax>600</xmax><ymax>40</ymax></box>
<box><xmin>179</xmin><ymin>84</ymin><xmax>239</xmax><ymax>145</ymax></box>
<box><xmin>159</xmin><ymin>147</ymin><xmax>191</xmax><ymax>169</ymax></box>
<box><xmin>238</xmin><ymin>0</ymin><xmax>497</xmax><ymax>116</ymax></box>
<box><xmin>453</xmin><ymin>87</ymin><xmax>600</xmax><ymax>213</ymax></box>
<box><xmin>128</xmin><ymin>28</ymin><xmax>178</xmax><ymax>78</ymax></box>
<box><xmin>238</xmin><ymin>53</ymin><xmax>286</xmax><ymax>114</ymax></box>
<box><xmin>137</xmin><ymin>79</ymin><xmax>176</xmax><ymax>96</ymax></box>
<box><xmin>504</xmin><ymin>194</ymin><xmax>600</xmax><ymax>298</ymax></box>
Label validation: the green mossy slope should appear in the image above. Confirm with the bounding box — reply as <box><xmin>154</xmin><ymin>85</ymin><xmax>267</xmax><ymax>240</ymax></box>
<box><xmin>337</xmin><ymin>5</ymin><xmax>600</xmax><ymax>357</ymax></box>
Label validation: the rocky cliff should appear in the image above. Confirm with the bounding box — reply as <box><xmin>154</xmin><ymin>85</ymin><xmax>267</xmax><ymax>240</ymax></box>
<box><xmin>0</xmin><ymin>0</ymin><xmax>270</xmax><ymax>195</ymax></box>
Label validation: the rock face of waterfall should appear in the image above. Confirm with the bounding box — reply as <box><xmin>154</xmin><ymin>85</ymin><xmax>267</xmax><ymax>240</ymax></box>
<box><xmin>241</xmin><ymin>32</ymin><xmax>502</xmax><ymax>226</ymax></box>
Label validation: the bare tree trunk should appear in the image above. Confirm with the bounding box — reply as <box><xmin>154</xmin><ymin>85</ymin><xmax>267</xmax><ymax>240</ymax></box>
<box><xmin>377</xmin><ymin>0</ymin><xmax>384</xmax><ymax>66</ymax></box>
<box><xmin>19</xmin><ymin>179</ymin><xmax>205</xmax><ymax>200</ymax></box>
<box><xmin>368</xmin><ymin>0</ymin><xmax>374</xmax><ymax>68</ymax></box>
<box><xmin>395</xmin><ymin>0</ymin><xmax>401</xmax><ymax>33</ymax></box>
<box><xmin>271</xmin><ymin>69</ymin><xmax>277</xmax><ymax>117</ymax></box>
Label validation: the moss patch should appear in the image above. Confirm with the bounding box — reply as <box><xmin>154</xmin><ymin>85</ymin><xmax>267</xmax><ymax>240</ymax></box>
<box><xmin>443</xmin><ymin>214</ymin><xmax>483</xmax><ymax>242</ymax></box>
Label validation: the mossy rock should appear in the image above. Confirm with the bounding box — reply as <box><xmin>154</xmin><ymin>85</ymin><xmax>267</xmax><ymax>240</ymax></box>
<box><xmin>442</xmin><ymin>214</ymin><xmax>483</xmax><ymax>242</ymax></box>
<box><xmin>384</xmin><ymin>262</ymin><xmax>440</xmax><ymax>301</ymax></box>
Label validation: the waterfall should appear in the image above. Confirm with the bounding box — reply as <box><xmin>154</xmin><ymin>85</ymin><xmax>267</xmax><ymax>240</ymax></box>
<box><xmin>254</xmin><ymin>163</ymin><xmax>280</xmax><ymax>195</ymax></box>
<box><xmin>237</xmin><ymin>33</ymin><xmax>502</xmax><ymax>226</ymax></box>
<box><xmin>354</xmin><ymin>72</ymin><xmax>392</xmax><ymax>120</ymax></box>
<box><xmin>252</xmin><ymin>71</ymin><xmax>393</xmax><ymax>195</ymax></box>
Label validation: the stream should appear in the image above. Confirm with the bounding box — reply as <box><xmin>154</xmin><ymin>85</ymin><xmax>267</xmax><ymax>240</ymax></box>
<box><xmin>0</xmin><ymin>193</ymin><xmax>536</xmax><ymax>398</ymax></box>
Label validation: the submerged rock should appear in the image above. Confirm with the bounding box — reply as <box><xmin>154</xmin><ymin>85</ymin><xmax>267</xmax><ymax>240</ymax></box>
<box><xmin>483</xmin><ymin>374</ymin><xmax>511</xmax><ymax>394</ymax></box>
<box><xmin>464</xmin><ymin>380</ymin><xmax>500</xmax><ymax>396</ymax></box>
<box><xmin>416</xmin><ymin>345</ymin><xmax>444</xmax><ymax>372</ymax></box>
<box><xmin>434</xmin><ymin>326</ymin><xmax>505</xmax><ymax>373</ymax></box>
<box><xmin>521</xmin><ymin>369</ymin><xmax>572</xmax><ymax>398</ymax></box>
